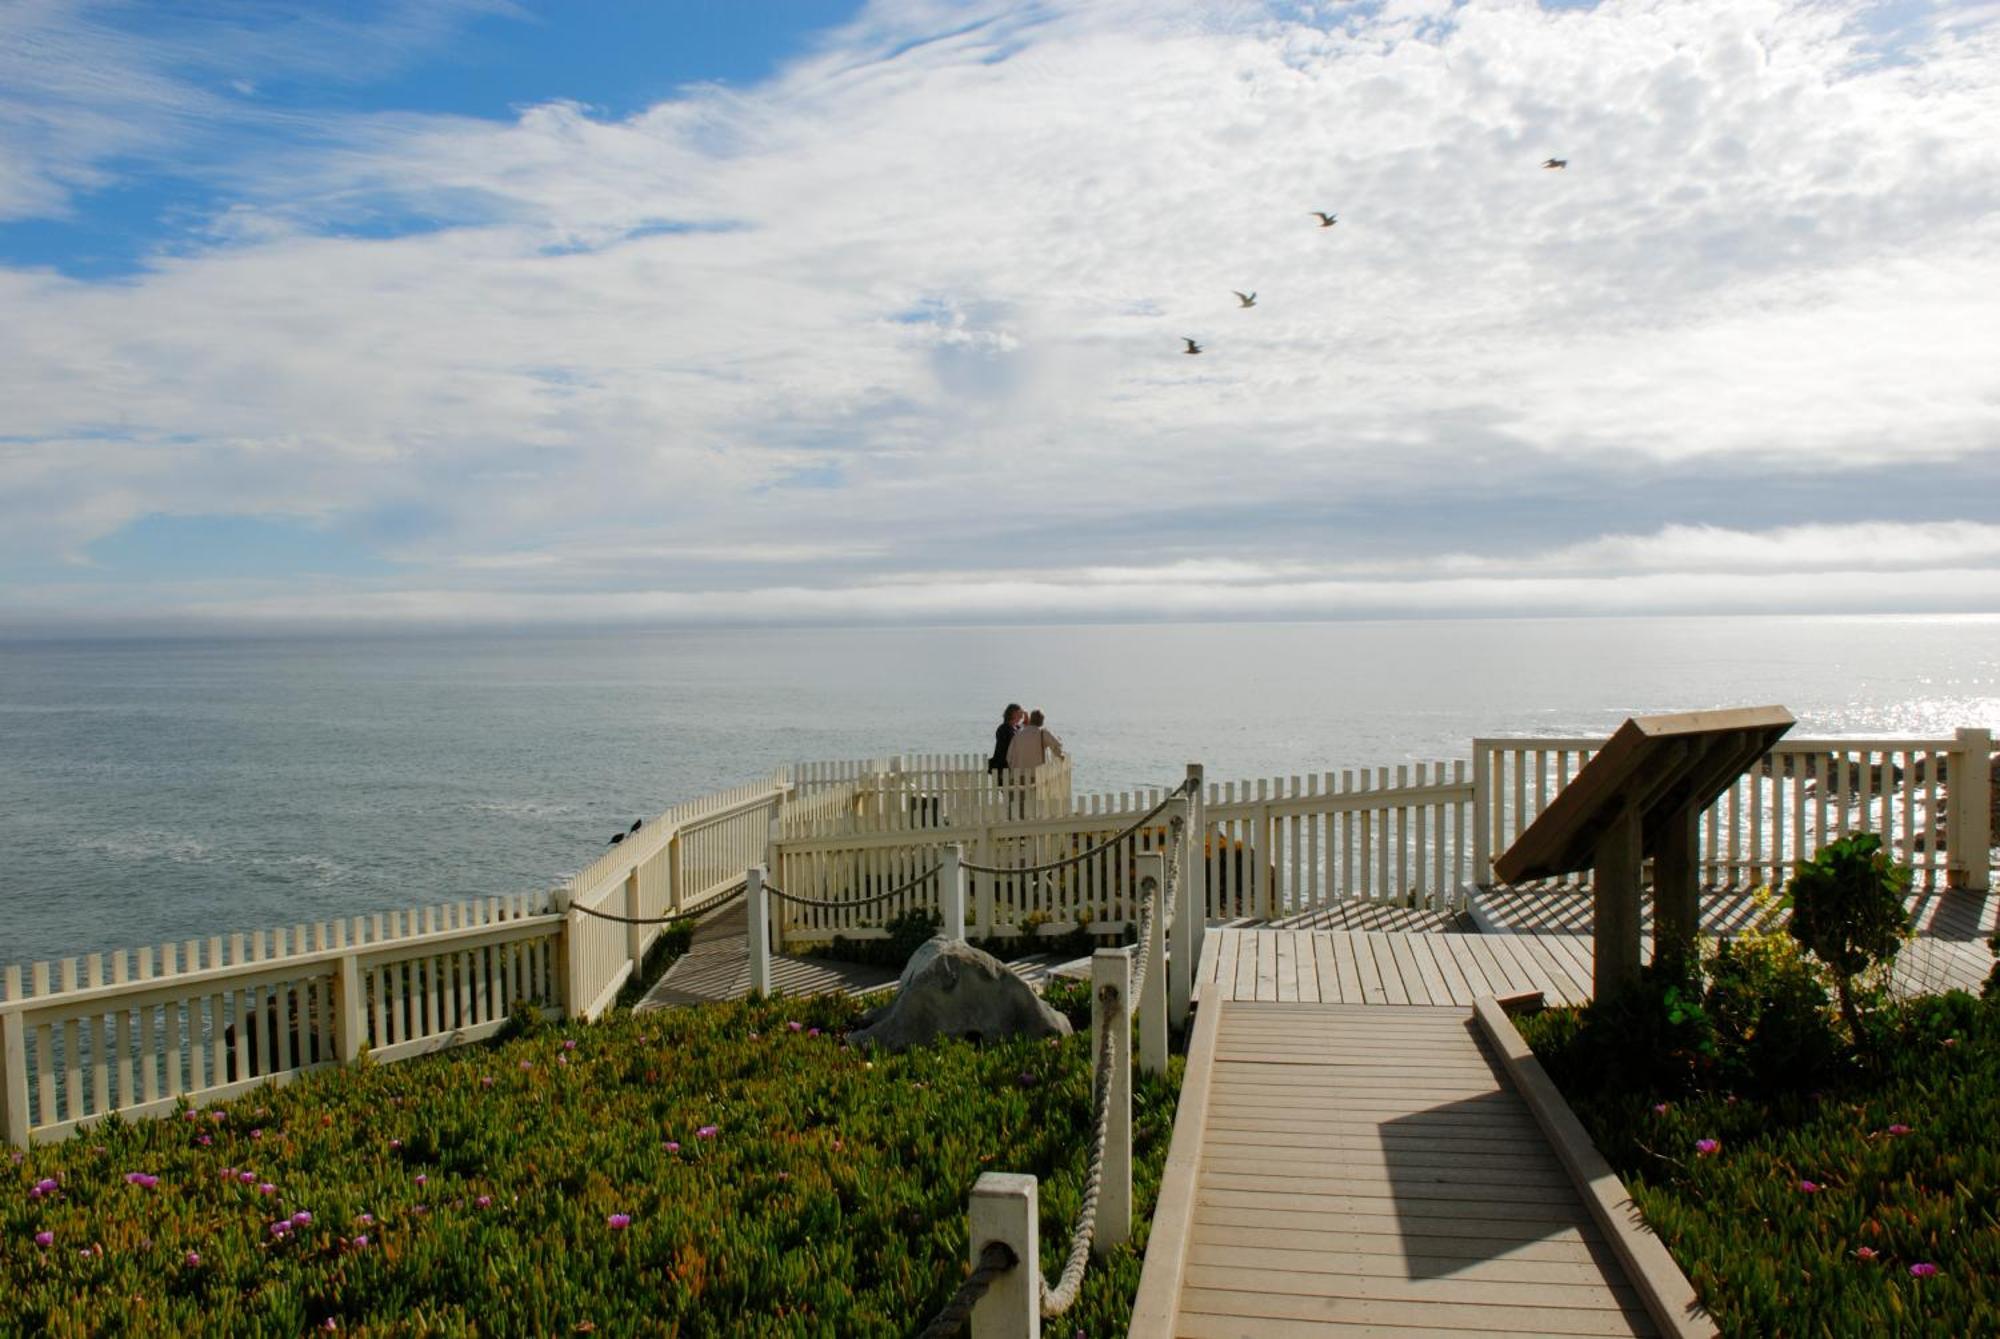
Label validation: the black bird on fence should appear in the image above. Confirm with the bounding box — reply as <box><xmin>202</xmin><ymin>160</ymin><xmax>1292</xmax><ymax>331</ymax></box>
<box><xmin>1233</xmin><ymin>290</ymin><xmax>1257</xmax><ymax>308</ymax></box>
<box><xmin>1309</xmin><ymin>211</ymin><xmax>1337</xmax><ymax>227</ymax></box>
<box><xmin>629</xmin><ymin>818</ymin><xmax>643</xmax><ymax>833</ymax></box>
<box><xmin>1182</xmin><ymin>337</ymin><xmax>1202</xmax><ymax>355</ymax></box>
<box><xmin>608</xmin><ymin>831</ymin><xmax>625</xmax><ymax>846</ymax></box>
<box><xmin>1543</xmin><ymin>158</ymin><xmax>1567</xmax><ymax>169</ymax></box>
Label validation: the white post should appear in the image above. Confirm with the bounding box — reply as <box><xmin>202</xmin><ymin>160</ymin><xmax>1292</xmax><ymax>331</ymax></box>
<box><xmin>335</xmin><ymin>955</ymin><xmax>365</xmax><ymax>1064</ymax></box>
<box><xmin>1169</xmin><ymin>785</ymin><xmax>1196</xmax><ymax>1031</ymax></box>
<box><xmin>1</xmin><ymin>1009</ymin><xmax>27</xmax><ymax>1147</ymax></box>
<box><xmin>666</xmin><ymin>833</ymin><xmax>683</xmax><ymax>914</ymax></box>
<box><xmin>1952</xmin><ymin>728</ymin><xmax>1992</xmax><ymax>892</ymax></box>
<box><xmin>1471</xmin><ymin>741</ymin><xmax>1493</xmax><ymax>887</ymax></box>
<box><xmin>969</xmin><ymin>1172</ymin><xmax>1040</xmax><ymax>1339</ymax></box>
<box><xmin>1091</xmin><ymin>948</ymin><xmax>1132</xmax><ymax>1253</ymax></box>
<box><xmin>1136</xmin><ymin>851</ymin><xmax>1167</xmax><ymax>1077</ymax></box>
<box><xmin>746</xmin><ymin>866</ymin><xmax>773</xmax><ymax>998</ymax></box>
<box><xmin>766</xmin><ymin>819</ymin><xmax>787</xmax><ymax>954</ymax></box>
<box><xmin>624</xmin><ymin>871</ymin><xmax>645</xmax><ymax>976</ymax></box>
<box><xmin>941</xmin><ymin>844</ymin><xmax>967</xmax><ymax>941</ymax></box>
<box><xmin>1187</xmin><ymin>764</ymin><xmax>1209</xmax><ymax>972</ymax></box>
<box><xmin>554</xmin><ymin>890</ymin><xmax>585</xmax><ymax>1020</ymax></box>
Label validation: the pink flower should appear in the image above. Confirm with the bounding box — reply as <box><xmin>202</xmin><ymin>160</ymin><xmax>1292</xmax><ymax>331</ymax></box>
<box><xmin>748</xmin><ymin>1031</ymin><xmax>760</xmax><ymax>1041</ymax></box>
<box><xmin>209</xmin><ymin>1111</ymin><xmax>226</xmax><ymax>1123</ymax></box>
<box><xmin>664</xmin><ymin>1141</ymin><xmax>680</xmax><ymax>1153</ymax></box>
<box><xmin>123</xmin><ymin>1172</ymin><xmax>159</xmax><ymax>1188</ymax></box>
<box><xmin>389</xmin><ymin>1139</ymin><xmax>402</xmax><ymax>1150</ymax></box>
<box><xmin>480</xmin><ymin>1076</ymin><xmax>495</xmax><ymax>1088</ymax></box>
<box><xmin>258</xmin><ymin>1182</ymin><xmax>278</xmax><ymax>1195</ymax></box>
<box><xmin>1911</xmin><ymin>1262</ymin><xmax>1938</xmax><ymax>1278</ymax></box>
<box><xmin>355</xmin><ymin>1213</ymin><xmax>375</xmax><ymax>1226</ymax></box>
<box><xmin>352</xmin><ymin>1234</ymin><xmax>370</xmax><ymax>1248</ymax></box>
<box><xmin>476</xmin><ymin>1195</ymin><xmax>492</xmax><ymax>1209</ymax></box>
<box><xmin>696</xmin><ymin>1125</ymin><xmax>719</xmax><ymax>1139</ymax></box>
<box><xmin>249</xmin><ymin>1128</ymin><xmax>262</xmax><ymax>1140</ymax></box>
<box><xmin>1855</xmin><ymin>1246</ymin><xmax>1879</xmax><ymax>1261</ymax></box>
<box><xmin>238</xmin><ymin>1172</ymin><xmax>256</xmax><ymax>1184</ymax></box>
<box><xmin>413</xmin><ymin>1174</ymin><xmax>427</xmax><ymax>1186</ymax></box>
<box><xmin>787</xmin><ymin>1021</ymin><xmax>803</xmax><ymax>1033</ymax></box>
<box><xmin>558</xmin><ymin>1055</ymin><xmax>569</xmax><ymax>1066</ymax></box>
<box><xmin>1887</xmin><ymin>1123</ymin><xmax>1913</xmax><ymax>1136</ymax></box>
<box><xmin>808</xmin><ymin>1028</ymin><xmax>821</xmax><ymax>1038</ymax></box>
<box><xmin>1695</xmin><ymin>1139</ymin><xmax>1720</xmax><ymax>1157</ymax></box>
<box><xmin>562</xmin><ymin>1039</ymin><xmax>577</xmax><ymax>1051</ymax></box>
<box><xmin>291</xmin><ymin>1211</ymin><xmax>312</xmax><ymax>1227</ymax></box>
<box><xmin>1798</xmin><ymin>1180</ymin><xmax>1821</xmax><ymax>1193</ymax></box>
<box><xmin>1652</xmin><ymin>1103</ymin><xmax>1669</xmax><ymax>1116</ymax></box>
<box><xmin>196</xmin><ymin>1135</ymin><xmax>213</xmax><ymax>1147</ymax></box>
<box><xmin>518</xmin><ymin>1060</ymin><xmax>533</xmax><ymax>1071</ymax></box>
<box><xmin>184</xmin><ymin>1251</ymin><xmax>201</xmax><ymax>1267</ymax></box>
<box><xmin>606</xmin><ymin>1213</ymin><xmax>631</xmax><ymax>1230</ymax></box>
<box><xmin>33</xmin><ymin>1231</ymin><xmax>53</xmax><ymax>1248</ymax></box>
<box><xmin>269</xmin><ymin>1221</ymin><xmax>291</xmax><ymax>1238</ymax></box>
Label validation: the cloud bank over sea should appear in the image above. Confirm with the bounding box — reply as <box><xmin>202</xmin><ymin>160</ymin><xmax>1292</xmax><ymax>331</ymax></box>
<box><xmin>2</xmin><ymin>0</ymin><xmax>1997</xmax><ymax>632</ymax></box>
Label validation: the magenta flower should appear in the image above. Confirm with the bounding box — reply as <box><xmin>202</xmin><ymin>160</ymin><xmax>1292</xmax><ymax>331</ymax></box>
<box><xmin>558</xmin><ymin>1055</ymin><xmax>569</xmax><ymax>1066</ymax></box>
<box><xmin>389</xmin><ymin>1139</ymin><xmax>402</xmax><ymax>1149</ymax></box>
<box><xmin>238</xmin><ymin>1172</ymin><xmax>256</xmax><ymax>1184</ymax></box>
<box><xmin>665</xmin><ymin>1140</ymin><xmax>681</xmax><ymax>1153</ymax></box>
<box><xmin>124</xmin><ymin>1172</ymin><xmax>159</xmax><ymax>1188</ymax></box>
<box><xmin>1652</xmin><ymin>1103</ymin><xmax>1669</xmax><ymax>1115</ymax></box>
<box><xmin>291</xmin><ymin>1211</ymin><xmax>313</xmax><ymax>1227</ymax></box>
<box><xmin>696</xmin><ymin>1125</ymin><xmax>719</xmax><ymax>1139</ymax></box>
<box><xmin>353</xmin><ymin>1234</ymin><xmax>370</xmax><ymax>1248</ymax></box>
<box><xmin>480</xmin><ymin>1076</ymin><xmax>495</xmax><ymax>1088</ymax></box>
<box><xmin>249</xmin><ymin>1128</ymin><xmax>262</xmax><ymax>1140</ymax></box>
<box><xmin>355</xmin><ymin>1212</ymin><xmax>375</xmax><ymax>1225</ymax></box>
<box><xmin>808</xmin><ymin>1028</ymin><xmax>821</xmax><ymax>1038</ymax></box>
<box><xmin>476</xmin><ymin>1195</ymin><xmax>492</xmax><ymax>1209</ymax></box>
<box><xmin>33</xmin><ymin>1231</ymin><xmax>53</xmax><ymax>1248</ymax></box>
<box><xmin>1911</xmin><ymin>1262</ymin><xmax>1938</xmax><ymax>1278</ymax></box>
<box><xmin>562</xmin><ymin>1039</ymin><xmax>577</xmax><ymax>1051</ymax></box>
<box><xmin>787</xmin><ymin>1021</ymin><xmax>803</xmax><ymax>1033</ymax></box>
<box><xmin>1695</xmin><ymin>1139</ymin><xmax>1720</xmax><ymax>1157</ymax></box>
<box><xmin>258</xmin><ymin>1182</ymin><xmax>278</xmax><ymax>1195</ymax></box>
<box><xmin>210</xmin><ymin>1110</ymin><xmax>226</xmax><ymax>1122</ymax></box>
<box><xmin>184</xmin><ymin>1251</ymin><xmax>201</xmax><ymax>1267</ymax></box>
<box><xmin>413</xmin><ymin>1174</ymin><xmax>427</xmax><ymax>1186</ymax></box>
<box><xmin>606</xmin><ymin>1213</ymin><xmax>631</xmax><ymax>1230</ymax></box>
<box><xmin>518</xmin><ymin>1060</ymin><xmax>533</xmax><ymax>1071</ymax></box>
<box><xmin>1798</xmin><ymin>1180</ymin><xmax>1821</xmax><ymax>1194</ymax></box>
<box><xmin>31</xmin><ymin>1176</ymin><xmax>58</xmax><ymax>1198</ymax></box>
<box><xmin>269</xmin><ymin>1221</ymin><xmax>291</xmax><ymax>1238</ymax></box>
<box><xmin>196</xmin><ymin>1134</ymin><xmax>213</xmax><ymax>1147</ymax></box>
<box><xmin>1887</xmin><ymin>1123</ymin><xmax>1913</xmax><ymax>1136</ymax></box>
<box><xmin>1855</xmin><ymin>1246</ymin><xmax>1879</xmax><ymax>1261</ymax></box>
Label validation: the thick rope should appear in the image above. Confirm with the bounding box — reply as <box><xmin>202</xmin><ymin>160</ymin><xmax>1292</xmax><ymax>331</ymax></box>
<box><xmin>913</xmin><ymin>1241</ymin><xmax>1020</xmax><ymax>1339</ymax></box>
<box><xmin>960</xmin><ymin>778</ymin><xmax>1194</xmax><ymax>879</ymax></box>
<box><xmin>1041</xmin><ymin>980</ymin><xmax>1121</xmax><ymax>1319</ymax></box>
<box><xmin>565</xmin><ymin>882</ymin><xmax>746</xmax><ymax>926</ymax></box>
<box><xmin>761</xmin><ymin>865</ymin><xmax>937</xmax><ymax>911</ymax></box>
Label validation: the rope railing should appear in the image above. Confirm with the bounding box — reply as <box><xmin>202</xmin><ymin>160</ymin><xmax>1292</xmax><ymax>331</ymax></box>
<box><xmin>760</xmin><ymin>865</ymin><xmax>937</xmax><ymax>911</ymax></box>
<box><xmin>914</xmin><ymin>1241</ymin><xmax>1021</xmax><ymax>1339</ymax></box>
<box><xmin>1040</xmin><ymin>979</ymin><xmax>1123</xmax><ymax>1318</ymax></box>
<box><xmin>565</xmin><ymin>882</ymin><xmax>748</xmax><ymax>926</ymax></box>
<box><xmin>959</xmin><ymin>778</ymin><xmax>1194</xmax><ymax>878</ymax></box>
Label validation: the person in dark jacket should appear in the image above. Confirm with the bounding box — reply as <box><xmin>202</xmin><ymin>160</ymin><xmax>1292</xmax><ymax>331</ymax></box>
<box><xmin>989</xmin><ymin>703</ymin><xmax>1025</xmax><ymax>774</ymax></box>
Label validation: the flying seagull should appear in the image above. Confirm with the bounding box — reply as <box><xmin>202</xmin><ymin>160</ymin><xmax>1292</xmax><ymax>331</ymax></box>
<box><xmin>1542</xmin><ymin>158</ymin><xmax>1567</xmax><ymax>169</ymax></box>
<box><xmin>1182</xmin><ymin>337</ymin><xmax>1202</xmax><ymax>355</ymax></box>
<box><xmin>1233</xmin><ymin>291</ymin><xmax>1257</xmax><ymax>308</ymax></box>
<box><xmin>1309</xmin><ymin>211</ymin><xmax>1337</xmax><ymax>227</ymax></box>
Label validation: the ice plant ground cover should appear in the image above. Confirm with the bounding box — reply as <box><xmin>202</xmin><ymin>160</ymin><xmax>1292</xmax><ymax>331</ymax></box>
<box><xmin>1522</xmin><ymin>988</ymin><xmax>2000</xmax><ymax>1334</ymax></box>
<box><xmin>2</xmin><ymin>985</ymin><xmax>1179</xmax><ymax>1335</ymax></box>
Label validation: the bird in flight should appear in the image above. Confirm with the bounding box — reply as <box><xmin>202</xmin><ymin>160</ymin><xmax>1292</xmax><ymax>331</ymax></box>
<box><xmin>1183</xmin><ymin>337</ymin><xmax>1202</xmax><ymax>355</ymax></box>
<box><xmin>1309</xmin><ymin>211</ymin><xmax>1337</xmax><ymax>227</ymax></box>
<box><xmin>1233</xmin><ymin>291</ymin><xmax>1257</xmax><ymax>308</ymax></box>
<box><xmin>1542</xmin><ymin>158</ymin><xmax>1567</xmax><ymax>169</ymax></box>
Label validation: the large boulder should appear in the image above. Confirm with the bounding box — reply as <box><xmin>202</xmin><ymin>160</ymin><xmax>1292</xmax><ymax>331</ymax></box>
<box><xmin>848</xmin><ymin>936</ymin><xmax>1072</xmax><ymax>1052</ymax></box>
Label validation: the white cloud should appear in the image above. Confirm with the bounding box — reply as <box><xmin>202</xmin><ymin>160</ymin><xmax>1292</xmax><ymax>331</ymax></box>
<box><xmin>1</xmin><ymin>0</ymin><xmax>1998</xmax><ymax>629</ymax></box>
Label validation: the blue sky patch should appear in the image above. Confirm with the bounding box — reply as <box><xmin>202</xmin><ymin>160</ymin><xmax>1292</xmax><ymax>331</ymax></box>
<box><xmin>88</xmin><ymin>515</ymin><xmax>397</xmax><ymax>580</ymax></box>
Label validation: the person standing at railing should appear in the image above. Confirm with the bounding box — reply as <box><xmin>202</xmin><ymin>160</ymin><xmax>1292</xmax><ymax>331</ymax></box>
<box><xmin>1006</xmin><ymin>709</ymin><xmax>1066</xmax><ymax>772</ymax></box>
<box><xmin>990</xmin><ymin>703</ymin><xmax>1025</xmax><ymax>778</ymax></box>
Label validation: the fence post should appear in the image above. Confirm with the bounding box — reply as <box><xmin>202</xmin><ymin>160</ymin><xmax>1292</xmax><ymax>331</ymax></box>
<box><xmin>624</xmin><ymin>871</ymin><xmax>646</xmax><ymax>977</ymax></box>
<box><xmin>969</xmin><ymin>1172</ymin><xmax>1040</xmax><ymax>1339</ymax></box>
<box><xmin>1471</xmin><ymin>741</ymin><xmax>1493</xmax><ymax>887</ymax></box>
<box><xmin>666</xmin><ymin>832</ymin><xmax>683</xmax><ymax>914</ymax></box>
<box><xmin>1136</xmin><ymin>851</ymin><xmax>1167</xmax><ymax>1076</ymax></box>
<box><xmin>941</xmin><ymin>844</ymin><xmax>967</xmax><ymax>941</ymax></box>
<box><xmin>746</xmin><ymin>866</ymin><xmax>773</xmax><ymax>997</ymax></box>
<box><xmin>1171</xmin><ymin>780</ymin><xmax>1198</xmax><ymax>1031</ymax></box>
<box><xmin>974</xmin><ymin>825</ymin><xmax>995</xmax><ymax>937</ymax></box>
<box><xmin>552</xmin><ymin>889</ymin><xmax>585</xmax><ymax>1020</ymax></box>
<box><xmin>1092</xmin><ymin>948</ymin><xmax>1132</xmax><ymax>1253</ymax></box>
<box><xmin>1952</xmin><ymin>727</ymin><xmax>1992</xmax><ymax>892</ymax></box>
<box><xmin>1</xmin><ymin>1010</ymin><xmax>27</xmax><ymax>1147</ymax></box>
<box><xmin>767</xmin><ymin>819</ymin><xmax>788</xmax><ymax>954</ymax></box>
<box><xmin>335</xmin><ymin>955</ymin><xmax>365</xmax><ymax>1064</ymax></box>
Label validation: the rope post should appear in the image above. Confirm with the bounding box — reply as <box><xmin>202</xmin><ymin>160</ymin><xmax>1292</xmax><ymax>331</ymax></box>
<box><xmin>1</xmin><ymin>1009</ymin><xmax>29</xmax><ymax>1147</ymax></box>
<box><xmin>1168</xmin><ymin>789</ymin><xmax>1195</xmax><ymax>1031</ymax></box>
<box><xmin>623</xmin><ymin>870</ymin><xmax>645</xmax><ymax>977</ymax></box>
<box><xmin>1092</xmin><ymin>948</ymin><xmax>1132</xmax><ymax>1254</ymax></box>
<box><xmin>1471</xmin><ymin>741</ymin><xmax>1494</xmax><ymax>888</ymax></box>
<box><xmin>969</xmin><ymin>1172</ymin><xmax>1040</xmax><ymax>1339</ymax></box>
<box><xmin>1951</xmin><ymin>727</ymin><xmax>1992</xmax><ymax>892</ymax></box>
<box><xmin>746</xmin><ymin>866</ymin><xmax>773</xmax><ymax>998</ymax></box>
<box><xmin>334</xmin><ymin>953</ymin><xmax>365</xmax><ymax>1064</ymax></box>
<box><xmin>1136</xmin><ymin>852</ymin><xmax>1167</xmax><ymax>1077</ymax></box>
<box><xmin>942</xmin><ymin>843</ymin><xmax>967</xmax><ymax>941</ymax></box>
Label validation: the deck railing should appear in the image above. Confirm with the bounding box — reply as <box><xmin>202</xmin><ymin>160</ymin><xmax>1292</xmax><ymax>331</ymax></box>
<box><xmin>1471</xmin><ymin>728</ymin><xmax>1993</xmax><ymax>892</ymax></box>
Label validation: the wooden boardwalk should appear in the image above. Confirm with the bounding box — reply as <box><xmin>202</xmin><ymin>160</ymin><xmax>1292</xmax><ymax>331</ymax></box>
<box><xmin>1144</xmin><ymin>1000</ymin><xmax>1659</xmax><ymax>1337</ymax></box>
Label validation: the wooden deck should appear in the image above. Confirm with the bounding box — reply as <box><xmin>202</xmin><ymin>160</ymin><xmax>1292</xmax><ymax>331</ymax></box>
<box><xmin>1471</xmin><ymin>883</ymin><xmax>1998</xmax><ymax>942</ymax></box>
<box><xmin>1194</xmin><ymin>924</ymin><xmax>1993</xmax><ymax>1007</ymax></box>
<box><xmin>1152</xmin><ymin>1000</ymin><xmax>1659</xmax><ymax>1337</ymax></box>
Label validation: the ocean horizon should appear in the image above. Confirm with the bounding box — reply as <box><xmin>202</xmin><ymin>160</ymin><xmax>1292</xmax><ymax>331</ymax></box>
<box><xmin>4</xmin><ymin>613</ymin><xmax>1996</xmax><ymax>968</ymax></box>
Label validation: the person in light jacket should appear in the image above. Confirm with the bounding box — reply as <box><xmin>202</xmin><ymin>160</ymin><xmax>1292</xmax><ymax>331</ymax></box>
<box><xmin>1006</xmin><ymin>708</ymin><xmax>1066</xmax><ymax>772</ymax></box>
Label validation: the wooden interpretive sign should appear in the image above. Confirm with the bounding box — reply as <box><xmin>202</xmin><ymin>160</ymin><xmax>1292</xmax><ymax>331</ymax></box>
<box><xmin>1494</xmin><ymin>706</ymin><xmax>1796</xmax><ymax>998</ymax></box>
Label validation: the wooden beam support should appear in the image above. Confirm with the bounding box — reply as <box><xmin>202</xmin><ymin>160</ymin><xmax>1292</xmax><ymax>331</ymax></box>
<box><xmin>1592</xmin><ymin>803</ymin><xmax>1644</xmax><ymax>1000</ymax></box>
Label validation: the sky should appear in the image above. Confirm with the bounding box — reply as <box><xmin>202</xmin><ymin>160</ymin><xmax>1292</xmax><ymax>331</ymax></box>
<box><xmin>1</xmin><ymin>0</ymin><xmax>1997</xmax><ymax>635</ymax></box>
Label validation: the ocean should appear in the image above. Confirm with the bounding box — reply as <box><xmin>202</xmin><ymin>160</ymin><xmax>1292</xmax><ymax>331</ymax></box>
<box><xmin>3</xmin><ymin>615</ymin><xmax>1996</xmax><ymax>967</ymax></box>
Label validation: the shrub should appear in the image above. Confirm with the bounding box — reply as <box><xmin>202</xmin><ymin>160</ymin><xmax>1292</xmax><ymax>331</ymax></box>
<box><xmin>1702</xmin><ymin>932</ymin><xmax>1842</xmax><ymax>1092</ymax></box>
<box><xmin>1785</xmin><ymin>833</ymin><xmax>1911</xmax><ymax>1044</ymax></box>
<box><xmin>1526</xmin><ymin>962</ymin><xmax>1717</xmax><ymax>1100</ymax></box>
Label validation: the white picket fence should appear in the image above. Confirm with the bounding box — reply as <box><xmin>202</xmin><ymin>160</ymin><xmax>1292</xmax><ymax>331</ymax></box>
<box><xmin>1471</xmin><ymin>728</ymin><xmax>1994</xmax><ymax>893</ymax></box>
<box><xmin>4</xmin><ymin>726</ymin><xmax>1991</xmax><ymax>1146</ymax></box>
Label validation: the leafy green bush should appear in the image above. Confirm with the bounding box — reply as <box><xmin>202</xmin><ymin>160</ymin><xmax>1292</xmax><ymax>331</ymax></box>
<box><xmin>1530</xmin><ymin>963</ymin><xmax>1718</xmax><ymax>1099</ymax></box>
<box><xmin>1524</xmin><ymin>989</ymin><xmax>2000</xmax><ymax>1336</ymax></box>
<box><xmin>1985</xmin><ymin>930</ymin><xmax>2000</xmax><ymax>1001</ymax></box>
<box><xmin>2</xmin><ymin>993</ymin><xmax>1180</xmax><ymax>1336</ymax></box>
<box><xmin>1702</xmin><ymin>932</ymin><xmax>1842</xmax><ymax>1093</ymax></box>
<box><xmin>1785</xmin><ymin>833</ymin><xmax>1911</xmax><ymax>1044</ymax></box>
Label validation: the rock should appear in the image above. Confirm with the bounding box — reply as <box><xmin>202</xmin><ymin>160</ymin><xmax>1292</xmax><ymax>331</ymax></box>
<box><xmin>848</xmin><ymin>936</ymin><xmax>1072</xmax><ymax>1052</ymax></box>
